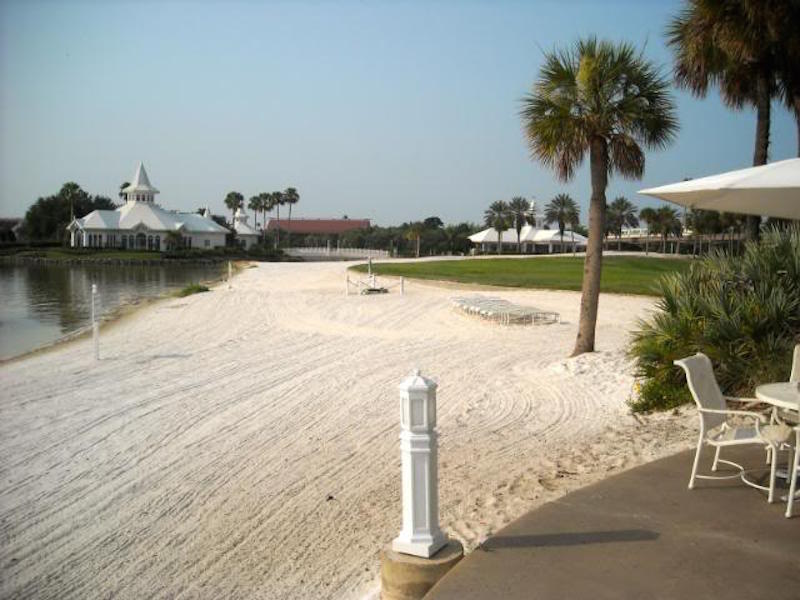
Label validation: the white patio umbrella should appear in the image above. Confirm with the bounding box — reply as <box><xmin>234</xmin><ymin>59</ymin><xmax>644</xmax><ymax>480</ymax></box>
<box><xmin>638</xmin><ymin>158</ymin><xmax>800</xmax><ymax>219</ymax></box>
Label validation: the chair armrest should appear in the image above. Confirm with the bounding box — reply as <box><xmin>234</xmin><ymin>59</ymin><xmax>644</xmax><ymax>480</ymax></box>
<box><xmin>698</xmin><ymin>407</ymin><xmax>767</xmax><ymax>423</ymax></box>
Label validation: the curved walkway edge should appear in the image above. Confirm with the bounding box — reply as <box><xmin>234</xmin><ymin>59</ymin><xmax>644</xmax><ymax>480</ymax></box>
<box><xmin>426</xmin><ymin>445</ymin><xmax>799</xmax><ymax>600</ymax></box>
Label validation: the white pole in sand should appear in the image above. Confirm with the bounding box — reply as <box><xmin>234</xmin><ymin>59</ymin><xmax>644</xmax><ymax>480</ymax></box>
<box><xmin>91</xmin><ymin>283</ymin><xmax>99</xmax><ymax>361</ymax></box>
<box><xmin>228</xmin><ymin>261</ymin><xmax>232</xmax><ymax>289</ymax></box>
<box><xmin>392</xmin><ymin>369</ymin><xmax>446</xmax><ymax>558</ymax></box>
<box><xmin>400</xmin><ymin>277</ymin><xmax>404</xmax><ymax>296</ymax></box>
<box><xmin>345</xmin><ymin>273</ymin><xmax>350</xmax><ymax>296</ymax></box>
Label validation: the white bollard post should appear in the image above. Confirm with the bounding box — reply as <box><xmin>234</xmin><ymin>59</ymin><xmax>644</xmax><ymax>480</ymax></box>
<box><xmin>345</xmin><ymin>273</ymin><xmax>350</xmax><ymax>296</ymax></box>
<box><xmin>400</xmin><ymin>277</ymin><xmax>405</xmax><ymax>296</ymax></box>
<box><xmin>91</xmin><ymin>283</ymin><xmax>99</xmax><ymax>361</ymax></box>
<box><xmin>392</xmin><ymin>369</ymin><xmax>446</xmax><ymax>558</ymax></box>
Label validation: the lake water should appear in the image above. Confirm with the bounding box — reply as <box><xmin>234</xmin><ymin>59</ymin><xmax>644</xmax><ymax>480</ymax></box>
<box><xmin>0</xmin><ymin>262</ymin><xmax>227</xmax><ymax>360</ymax></box>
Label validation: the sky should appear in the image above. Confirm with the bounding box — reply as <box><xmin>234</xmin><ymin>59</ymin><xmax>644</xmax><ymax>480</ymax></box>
<box><xmin>0</xmin><ymin>0</ymin><xmax>796</xmax><ymax>226</ymax></box>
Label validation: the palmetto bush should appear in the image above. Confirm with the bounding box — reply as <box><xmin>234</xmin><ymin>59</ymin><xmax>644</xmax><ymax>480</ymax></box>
<box><xmin>630</xmin><ymin>226</ymin><xmax>800</xmax><ymax>412</ymax></box>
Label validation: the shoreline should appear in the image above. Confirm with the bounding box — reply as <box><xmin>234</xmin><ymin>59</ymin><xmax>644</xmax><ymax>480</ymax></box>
<box><xmin>0</xmin><ymin>261</ymin><xmax>247</xmax><ymax>366</ymax></box>
<box><xmin>0</xmin><ymin>261</ymin><xmax>695</xmax><ymax>599</ymax></box>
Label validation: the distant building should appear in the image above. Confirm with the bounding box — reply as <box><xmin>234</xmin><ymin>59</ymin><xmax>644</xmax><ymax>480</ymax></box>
<box><xmin>231</xmin><ymin>207</ymin><xmax>259</xmax><ymax>248</ymax></box>
<box><xmin>469</xmin><ymin>224</ymin><xmax>587</xmax><ymax>254</ymax></box>
<box><xmin>67</xmin><ymin>163</ymin><xmax>229</xmax><ymax>250</ymax></box>
<box><xmin>264</xmin><ymin>217</ymin><xmax>370</xmax><ymax>236</ymax></box>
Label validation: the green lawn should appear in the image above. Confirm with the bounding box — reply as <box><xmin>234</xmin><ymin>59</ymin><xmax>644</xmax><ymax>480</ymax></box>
<box><xmin>352</xmin><ymin>256</ymin><xmax>690</xmax><ymax>296</ymax></box>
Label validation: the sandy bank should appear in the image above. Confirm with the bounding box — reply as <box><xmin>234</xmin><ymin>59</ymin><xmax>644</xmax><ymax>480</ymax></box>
<box><xmin>0</xmin><ymin>260</ymin><xmax>695</xmax><ymax>599</ymax></box>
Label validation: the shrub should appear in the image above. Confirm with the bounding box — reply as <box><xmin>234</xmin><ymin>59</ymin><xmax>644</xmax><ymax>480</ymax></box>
<box><xmin>629</xmin><ymin>226</ymin><xmax>800</xmax><ymax>412</ymax></box>
<box><xmin>176</xmin><ymin>283</ymin><xmax>210</xmax><ymax>297</ymax></box>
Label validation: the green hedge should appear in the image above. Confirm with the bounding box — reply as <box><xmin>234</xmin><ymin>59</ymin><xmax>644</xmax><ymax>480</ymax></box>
<box><xmin>629</xmin><ymin>226</ymin><xmax>800</xmax><ymax>412</ymax></box>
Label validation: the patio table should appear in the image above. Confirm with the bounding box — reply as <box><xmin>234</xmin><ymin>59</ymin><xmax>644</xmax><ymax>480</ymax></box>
<box><xmin>755</xmin><ymin>382</ymin><xmax>800</xmax><ymax>507</ymax></box>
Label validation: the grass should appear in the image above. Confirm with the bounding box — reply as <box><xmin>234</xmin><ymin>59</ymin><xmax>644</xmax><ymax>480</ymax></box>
<box><xmin>352</xmin><ymin>256</ymin><xmax>691</xmax><ymax>296</ymax></box>
<box><xmin>175</xmin><ymin>283</ymin><xmax>210</xmax><ymax>297</ymax></box>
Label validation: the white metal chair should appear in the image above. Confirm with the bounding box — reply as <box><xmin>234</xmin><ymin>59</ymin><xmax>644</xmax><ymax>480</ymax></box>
<box><xmin>674</xmin><ymin>353</ymin><xmax>787</xmax><ymax>501</ymax></box>
<box><xmin>786</xmin><ymin>426</ymin><xmax>799</xmax><ymax>518</ymax></box>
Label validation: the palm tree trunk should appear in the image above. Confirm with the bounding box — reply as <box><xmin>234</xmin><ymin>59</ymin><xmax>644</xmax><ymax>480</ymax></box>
<box><xmin>275</xmin><ymin>205</ymin><xmax>280</xmax><ymax>249</ymax></box>
<box><xmin>572</xmin><ymin>137</ymin><xmax>607</xmax><ymax>356</ymax></box>
<box><xmin>287</xmin><ymin>204</ymin><xmax>292</xmax><ymax>246</ymax></box>
<box><xmin>416</xmin><ymin>235</ymin><xmax>420</xmax><ymax>258</ymax></box>
<box><xmin>794</xmin><ymin>97</ymin><xmax>800</xmax><ymax>157</ymax></box>
<box><xmin>747</xmin><ymin>73</ymin><xmax>771</xmax><ymax>241</ymax></box>
<box><xmin>497</xmin><ymin>230</ymin><xmax>503</xmax><ymax>255</ymax></box>
<box><xmin>517</xmin><ymin>231</ymin><xmax>521</xmax><ymax>254</ymax></box>
<box><xmin>617</xmin><ymin>235</ymin><xmax>621</xmax><ymax>252</ymax></box>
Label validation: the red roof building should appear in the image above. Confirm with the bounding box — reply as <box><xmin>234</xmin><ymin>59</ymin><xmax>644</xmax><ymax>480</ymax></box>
<box><xmin>264</xmin><ymin>218</ymin><xmax>370</xmax><ymax>235</ymax></box>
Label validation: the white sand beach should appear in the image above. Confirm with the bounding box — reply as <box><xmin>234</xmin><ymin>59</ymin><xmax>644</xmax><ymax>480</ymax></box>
<box><xmin>0</xmin><ymin>261</ymin><xmax>696</xmax><ymax>599</ymax></box>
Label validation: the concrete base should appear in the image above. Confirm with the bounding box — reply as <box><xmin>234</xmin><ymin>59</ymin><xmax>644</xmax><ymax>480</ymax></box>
<box><xmin>381</xmin><ymin>539</ymin><xmax>464</xmax><ymax>600</ymax></box>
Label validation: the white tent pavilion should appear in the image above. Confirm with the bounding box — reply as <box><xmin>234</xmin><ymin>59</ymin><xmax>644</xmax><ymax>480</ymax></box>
<box><xmin>639</xmin><ymin>158</ymin><xmax>800</xmax><ymax>220</ymax></box>
<box><xmin>469</xmin><ymin>225</ymin><xmax>587</xmax><ymax>254</ymax></box>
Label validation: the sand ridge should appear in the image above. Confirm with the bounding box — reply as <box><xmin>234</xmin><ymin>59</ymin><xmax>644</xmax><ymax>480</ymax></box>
<box><xmin>0</xmin><ymin>261</ymin><xmax>695</xmax><ymax>599</ymax></box>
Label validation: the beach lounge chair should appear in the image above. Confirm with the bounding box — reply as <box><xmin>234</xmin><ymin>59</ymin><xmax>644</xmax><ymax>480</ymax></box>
<box><xmin>674</xmin><ymin>353</ymin><xmax>789</xmax><ymax>502</ymax></box>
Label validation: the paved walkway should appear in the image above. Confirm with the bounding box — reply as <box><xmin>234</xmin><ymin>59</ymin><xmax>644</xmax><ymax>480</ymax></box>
<box><xmin>427</xmin><ymin>445</ymin><xmax>799</xmax><ymax>599</ymax></box>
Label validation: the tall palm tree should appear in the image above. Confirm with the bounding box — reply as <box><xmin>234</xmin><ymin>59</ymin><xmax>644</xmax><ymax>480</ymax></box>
<box><xmin>283</xmin><ymin>187</ymin><xmax>300</xmax><ymax>245</ymax></box>
<box><xmin>521</xmin><ymin>37</ymin><xmax>677</xmax><ymax>355</ymax></box>
<box><xmin>639</xmin><ymin>207</ymin><xmax>657</xmax><ymax>255</ymax></box>
<box><xmin>405</xmin><ymin>222</ymin><xmax>424</xmax><ymax>258</ymax></box>
<box><xmin>248</xmin><ymin>195</ymin><xmax>261</xmax><ymax>229</ymax></box>
<box><xmin>484</xmin><ymin>200</ymin><xmax>510</xmax><ymax>255</ymax></box>
<box><xmin>119</xmin><ymin>182</ymin><xmax>130</xmax><ymax>202</ymax></box>
<box><xmin>224</xmin><ymin>191</ymin><xmax>244</xmax><ymax>243</ymax></box>
<box><xmin>655</xmin><ymin>206</ymin><xmax>682</xmax><ymax>253</ymax></box>
<box><xmin>667</xmin><ymin>0</ymin><xmax>789</xmax><ymax>239</ymax></box>
<box><xmin>607</xmin><ymin>196</ymin><xmax>639</xmax><ymax>251</ymax></box>
<box><xmin>508</xmin><ymin>196</ymin><xmax>531</xmax><ymax>253</ymax></box>
<box><xmin>545</xmin><ymin>194</ymin><xmax>579</xmax><ymax>250</ymax></box>
<box><xmin>272</xmin><ymin>191</ymin><xmax>285</xmax><ymax>248</ymax></box>
<box><xmin>258</xmin><ymin>192</ymin><xmax>273</xmax><ymax>242</ymax></box>
<box><xmin>568</xmin><ymin>206</ymin><xmax>581</xmax><ymax>255</ymax></box>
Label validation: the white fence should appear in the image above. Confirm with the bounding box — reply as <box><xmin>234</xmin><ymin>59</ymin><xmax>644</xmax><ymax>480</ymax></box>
<box><xmin>285</xmin><ymin>246</ymin><xmax>390</xmax><ymax>259</ymax></box>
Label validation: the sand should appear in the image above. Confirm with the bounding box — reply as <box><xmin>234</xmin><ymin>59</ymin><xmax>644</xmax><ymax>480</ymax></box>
<box><xmin>0</xmin><ymin>260</ymin><xmax>696</xmax><ymax>599</ymax></box>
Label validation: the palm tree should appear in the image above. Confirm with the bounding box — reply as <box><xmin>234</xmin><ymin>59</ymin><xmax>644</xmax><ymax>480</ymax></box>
<box><xmin>258</xmin><ymin>192</ymin><xmax>273</xmax><ymax>242</ymax></box>
<box><xmin>639</xmin><ymin>207</ymin><xmax>657</xmax><ymax>255</ymax></box>
<box><xmin>521</xmin><ymin>37</ymin><xmax>677</xmax><ymax>355</ymax></box>
<box><xmin>405</xmin><ymin>222</ymin><xmax>424</xmax><ymax>258</ymax></box>
<box><xmin>667</xmin><ymin>0</ymin><xmax>789</xmax><ymax>240</ymax></box>
<box><xmin>283</xmin><ymin>187</ymin><xmax>300</xmax><ymax>245</ymax></box>
<box><xmin>224</xmin><ymin>192</ymin><xmax>244</xmax><ymax>243</ymax></box>
<box><xmin>607</xmin><ymin>197</ymin><xmax>639</xmax><ymax>251</ymax></box>
<box><xmin>568</xmin><ymin>207</ymin><xmax>581</xmax><ymax>255</ymax></box>
<box><xmin>508</xmin><ymin>196</ymin><xmax>531</xmax><ymax>253</ymax></box>
<box><xmin>545</xmin><ymin>194</ymin><xmax>579</xmax><ymax>251</ymax></box>
<box><xmin>165</xmin><ymin>230</ymin><xmax>183</xmax><ymax>251</ymax></box>
<box><xmin>248</xmin><ymin>195</ymin><xmax>261</xmax><ymax>230</ymax></box>
<box><xmin>484</xmin><ymin>200</ymin><xmax>510</xmax><ymax>255</ymax></box>
<box><xmin>272</xmin><ymin>191</ymin><xmax>285</xmax><ymax>248</ymax></box>
<box><xmin>655</xmin><ymin>206</ymin><xmax>682</xmax><ymax>253</ymax></box>
<box><xmin>119</xmin><ymin>182</ymin><xmax>130</xmax><ymax>202</ymax></box>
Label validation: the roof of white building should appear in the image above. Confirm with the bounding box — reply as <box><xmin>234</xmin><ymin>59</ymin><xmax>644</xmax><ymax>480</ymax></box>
<box><xmin>233</xmin><ymin>207</ymin><xmax>259</xmax><ymax>238</ymax></box>
<box><xmin>469</xmin><ymin>225</ymin><xmax>588</xmax><ymax>244</ymax></box>
<box><xmin>72</xmin><ymin>200</ymin><xmax>229</xmax><ymax>234</ymax></box>
<box><xmin>122</xmin><ymin>162</ymin><xmax>159</xmax><ymax>195</ymax></box>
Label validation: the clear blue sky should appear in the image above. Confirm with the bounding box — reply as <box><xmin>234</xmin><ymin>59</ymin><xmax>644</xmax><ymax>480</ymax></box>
<box><xmin>0</xmin><ymin>0</ymin><xmax>795</xmax><ymax>225</ymax></box>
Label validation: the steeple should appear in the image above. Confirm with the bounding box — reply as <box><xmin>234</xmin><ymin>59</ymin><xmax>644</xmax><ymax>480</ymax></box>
<box><xmin>122</xmin><ymin>162</ymin><xmax>160</xmax><ymax>203</ymax></box>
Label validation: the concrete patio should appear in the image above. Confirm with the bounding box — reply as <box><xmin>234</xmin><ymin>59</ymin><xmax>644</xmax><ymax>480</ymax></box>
<box><xmin>426</xmin><ymin>445</ymin><xmax>799</xmax><ymax>599</ymax></box>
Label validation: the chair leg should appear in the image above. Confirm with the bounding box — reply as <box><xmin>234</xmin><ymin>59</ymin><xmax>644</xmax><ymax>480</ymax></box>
<box><xmin>689</xmin><ymin>435</ymin><xmax>703</xmax><ymax>490</ymax></box>
<box><xmin>768</xmin><ymin>444</ymin><xmax>778</xmax><ymax>504</ymax></box>
<box><xmin>787</xmin><ymin>443</ymin><xmax>799</xmax><ymax>518</ymax></box>
<box><xmin>711</xmin><ymin>447</ymin><xmax>721</xmax><ymax>472</ymax></box>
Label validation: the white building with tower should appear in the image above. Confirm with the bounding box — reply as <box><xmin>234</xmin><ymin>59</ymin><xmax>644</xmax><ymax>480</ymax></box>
<box><xmin>231</xmin><ymin>206</ymin><xmax>259</xmax><ymax>249</ymax></box>
<box><xmin>67</xmin><ymin>162</ymin><xmax>230</xmax><ymax>250</ymax></box>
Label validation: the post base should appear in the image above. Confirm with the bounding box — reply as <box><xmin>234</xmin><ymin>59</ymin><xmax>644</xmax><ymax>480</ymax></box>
<box><xmin>380</xmin><ymin>538</ymin><xmax>463</xmax><ymax>600</ymax></box>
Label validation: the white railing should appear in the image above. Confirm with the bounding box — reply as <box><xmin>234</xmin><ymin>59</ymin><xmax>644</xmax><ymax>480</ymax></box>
<box><xmin>285</xmin><ymin>246</ymin><xmax>390</xmax><ymax>259</ymax></box>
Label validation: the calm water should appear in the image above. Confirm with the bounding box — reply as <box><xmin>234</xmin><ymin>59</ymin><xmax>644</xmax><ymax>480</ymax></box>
<box><xmin>0</xmin><ymin>262</ymin><xmax>227</xmax><ymax>360</ymax></box>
